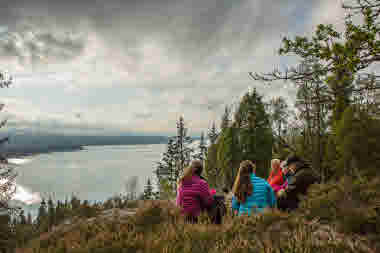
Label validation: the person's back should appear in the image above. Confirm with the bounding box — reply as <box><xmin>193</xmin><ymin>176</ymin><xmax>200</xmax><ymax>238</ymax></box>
<box><xmin>231</xmin><ymin>161</ymin><xmax>276</xmax><ymax>216</ymax></box>
<box><xmin>176</xmin><ymin>174</ymin><xmax>214</xmax><ymax>219</ymax></box>
<box><xmin>232</xmin><ymin>173</ymin><xmax>276</xmax><ymax>215</ymax></box>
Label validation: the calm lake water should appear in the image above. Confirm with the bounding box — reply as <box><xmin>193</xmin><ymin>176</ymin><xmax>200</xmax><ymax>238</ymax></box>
<box><xmin>9</xmin><ymin>144</ymin><xmax>167</xmax><ymax>217</ymax></box>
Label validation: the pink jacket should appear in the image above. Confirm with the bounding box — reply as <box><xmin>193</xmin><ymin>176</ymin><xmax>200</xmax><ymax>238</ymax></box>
<box><xmin>176</xmin><ymin>175</ymin><xmax>214</xmax><ymax>217</ymax></box>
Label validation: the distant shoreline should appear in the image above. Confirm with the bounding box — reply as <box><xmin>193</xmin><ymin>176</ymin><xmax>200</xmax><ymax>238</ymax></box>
<box><xmin>0</xmin><ymin>134</ymin><xmax>168</xmax><ymax>159</ymax></box>
<box><xmin>5</xmin><ymin>146</ymin><xmax>85</xmax><ymax>159</ymax></box>
<box><xmin>5</xmin><ymin>141</ymin><xmax>168</xmax><ymax>160</ymax></box>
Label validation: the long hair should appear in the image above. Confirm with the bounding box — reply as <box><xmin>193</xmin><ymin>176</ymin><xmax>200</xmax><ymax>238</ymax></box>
<box><xmin>232</xmin><ymin>160</ymin><xmax>255</xmax><ymax>203</ymax></box>
<box><xmin>177</xmin><ymin>160</ymin><xmax>203</xmax><ymax>189</ymax></box>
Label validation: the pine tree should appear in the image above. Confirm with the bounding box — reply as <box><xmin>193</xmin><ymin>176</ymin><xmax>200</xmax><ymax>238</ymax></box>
<box><xmin>0</xmin><ymin>213</ymin><xmax>16</xmax><ymax>252</ymax></box>
<box><xmin>155</xmin><ymin>137</ymin><xmax>178</xmax><ymax>191</ymax></box>
<box><xmin>204</xmin><ymin>141</ymin><xmax>220</xmax><ymax>188</ymax></box>
<box><xmin>208</xmin><ymin>122</ymin><xmax>218</xmax><ymax>145</ymax></box>
<box><xmin>220</xmin><ymin>106</ymin><xmax>231</xmax><ymax>132</ymax></box>
<box><xmin>27</xmin><ymin>212</ymin><xmax>32</xmax><ymax>225</ymax></box>
<box><xmin>269</xmin><ymin>96</ymin><xmax>289</xmax><ymax>139</ymax></box>
<box><xmin>47</xmin><ymin>196</ymin><xmax>56</xmax><ymax>229</ymax></box>
<box><xmin>37</xmin><ymin>198</ymin><xmax>47</xmax><ymax>232</ymax></box>
<box><xmin>234</xmin><ymin>89</ymin><xmax>273</xmax><ymax>177</ymax></box>
<box><xmin>143</xmin><ymin>178</ymin><xmax>154</xmax><ymax>200</ymax></box>
<box><xmin>0</xmin><ymin>72</ymin><xmax>14</xmax><ymax>217</ymax></box>
<box><xmin>175</xmin><ymin>116</ymin><xmax>193</xmax><ymax>175</ymax></box>
<box><xmin>193</xmin><ymin>132</ymin><xmax>207</xmax><ymax>162</ymax></box>
<box><xmin>19</xmin><ymin>210</ymin><xmax>27</xmax><ymax>225</ymax></box>
<box><xmin>217</xmin><ymin>126</ymin><xmax>242</xmax><ymax>189</ymax></box>
<box><xmin>335</xmin><ymin>106</ymin><xmax>380</xmax><ymax>178</ymax></box>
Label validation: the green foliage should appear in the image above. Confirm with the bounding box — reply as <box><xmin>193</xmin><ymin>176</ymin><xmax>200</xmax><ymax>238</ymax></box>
<box><xmin>220</xmin><ymin>105</ymin><xmax>231</xmax><ymax>132</ymax></box>
<box><xmin>299</xmin><ymin>176</ymin><xmax>380</xmax><ymax>246</ymax></box>
<box><xmin>335</xmin><ymin>106</ymin><xmax>380</xmax><ymax>178</ymax></box>
<box><xmin>207</xmin><ymin>122</ymin><xmax>219</xmax><ymax>145</ymax></box>
<box><xmin>156</xmin><ymin>178</ymin><xmax>176</xmax><ymax>200</ymax></box>
<box><xmin>143</xmin><ymin>178</ymin><xmax>154</xmax><ymax>200</ymax></box>
<box><xmin>156</xmin><ymin>116</ymin><xmax>193</xmax><ymax>196</ymax></box>
<box><xmin>204</xmin><ymin>142</ymin><xmax>220</xmax><ymax>188</ymax></box>
<box><xmin>235</xmin><ymin>89</ymin><xmax>273</xmax><ymax>177</ymax></box>
<box><xmin>217</xmin><ymin>126</ymin><xmax>241</xmax><ymax>189</ymax></box>
<box><xmin>193</xmin><ymin>132</ymin><xmax>207</xmax><ymax>162</ymax></box>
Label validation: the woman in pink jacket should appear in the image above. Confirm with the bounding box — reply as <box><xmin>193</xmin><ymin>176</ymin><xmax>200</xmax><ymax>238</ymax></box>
<box><xmin>176</xmin><ymin>160</ymin><xmax>214</xmax><ymax>223</ymax></box>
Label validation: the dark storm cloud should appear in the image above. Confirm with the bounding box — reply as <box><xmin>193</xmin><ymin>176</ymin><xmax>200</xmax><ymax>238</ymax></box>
<box><xmin>0</xmin><ymin>0</ymin><xmax>341</xmax><ymax>134</ymax></box>
<box><xmin>0</xmin><ymin>0</ymin><xmax>322</xmax><ymax>68</ymax></box>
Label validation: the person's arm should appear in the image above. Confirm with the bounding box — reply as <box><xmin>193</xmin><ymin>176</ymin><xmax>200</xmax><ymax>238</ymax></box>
<box><xmin>176</xmin><ymin>187</ymin><xmax>182</xmax><ymax>207</ymax></box>
<box><xmin>198</xmin><ymin>180</ymin><xmax>214</xmax><ymax>208</ymax></box>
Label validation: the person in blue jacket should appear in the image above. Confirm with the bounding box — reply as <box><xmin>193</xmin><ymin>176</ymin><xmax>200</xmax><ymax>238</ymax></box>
<box><xmin>231</xmin><ymin>160</ymin><xmax>276</xmax><ymax>216</ymax></box>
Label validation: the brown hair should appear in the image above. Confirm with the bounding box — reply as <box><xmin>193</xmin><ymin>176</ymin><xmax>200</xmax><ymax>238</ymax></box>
<box><xmin>232</xmin><ymin>160</ymin><xmax>256</xmax><ymax>203</ymax></box>
<box><xmin>177</xmin><ymin>160</ymin><xmax>203</xmax><ymax>189</ymax></box>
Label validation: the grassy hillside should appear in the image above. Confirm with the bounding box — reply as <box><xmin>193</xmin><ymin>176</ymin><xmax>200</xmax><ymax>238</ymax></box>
<box><xmin>15</xmin><ymin>176</ymin><xmax>379</xmax><ymax>253</ymax></box>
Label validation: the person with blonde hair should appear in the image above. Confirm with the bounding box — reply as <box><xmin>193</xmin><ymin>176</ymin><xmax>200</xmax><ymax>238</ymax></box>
<box><xmin>231</xmin><ymin>160</ymin><xmax>276</xmax><ymax>216</ymax></box>
<box><xmin>176</xmin><ymin>160</ymin><xmax>214</xmax><ymax>223</ymax></box>
<box><xmin>267</xmin><ymin>159</ymin><xmax>285</xmax><ymax>193</ymax></box>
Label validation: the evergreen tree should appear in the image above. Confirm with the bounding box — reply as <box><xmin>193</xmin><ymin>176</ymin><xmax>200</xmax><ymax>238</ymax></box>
<box><xmin>220</xmin><ymin>106</ymin><xmax>231</xmax><ymax>132</ymax></box>
<box><xmin>208</xmin><ymin>122</ymin><xmax>219</xmax><ymax>145</ymax></box>
<box><xmin>217</xmin><ymin>126</ymin><xmax>241</xmax><ymax>189</ymax></box>
<box><xmin>124</xmin><ymin>176</ymin><xmax>139</xmax><ymax>200</ymax></box>
<box><xmin>143</xmin><ymin>178</ymin><xmax>154</xmax><ymax>200</ymax></box>
<box><xmin>234</xmin><ymin>89</ymin><xmax>273</xmax><ymax>177</ymax></box>
<box><xmin>193</xmin><ymin>132</ymin><xmax>207</xmax><ymax>162</ymax></box>
<box><xmin>55</xmin><ymin>200</ymin><xmax>65</xmax><ymax>225</ymax></box>
<box><xmin>47</xmin><ymin>196</ymin><xmax>56</xmax><ymax>229</ymax></box>
<box><xmin>335</xmin><ymin>105</ymin><xmax>380</xmax><ymax>178</ymax></box>
<box><xmin>19</xmin><ymin>210</ymin><xmax>27</xmax><ymax>225</ymax></box>
<box><xmin>175</xmin><ymin>116</ymin><xmax>193</xmax><ymax>175</ymax></box>
<box><xmin>37</xmin><ymin>198</ymin><xmax>48</xmax><ymax>232</ymax></box>
<box><xmin>27</xmin><ymin>212</ymin><xmax>32</xmax><ymax>225</ymax></box>
<box><xmin>268</xmin><ymin>96</ymin><xmax>289</xmax><ymax>139</ymax></box>
<box><xmin>0</xmin><ymin>214</ymin><xmax>16</xmax><ymax>252</ymax></box>
<box><xmin>204</xmin><ymin>141</ymin><xmax>220</xmax><ymax>188</ymax></box>
<box><xmin>155</xmin><ymin>137</ymin><xmax>178</xmax><ymax>191</ymax></box>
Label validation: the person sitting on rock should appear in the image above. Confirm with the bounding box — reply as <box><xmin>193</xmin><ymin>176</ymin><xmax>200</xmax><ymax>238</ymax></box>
<box><xmin>231</xmin><ymin>160</ymin><xmax>276</xmax><ymax>216</ymax></box>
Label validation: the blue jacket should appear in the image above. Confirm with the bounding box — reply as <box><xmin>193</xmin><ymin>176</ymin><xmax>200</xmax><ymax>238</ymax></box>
<box><xmin>232</xmin><ymin>173</ymin><xmax>276</xmax><ymax>216</ymax></box>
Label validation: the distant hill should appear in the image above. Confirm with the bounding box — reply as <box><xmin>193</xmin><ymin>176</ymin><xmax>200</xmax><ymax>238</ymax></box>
<box><xmin>0</xmin><ymin>132</ymin><xmax>168</xmax><ymax>157</ymax></box>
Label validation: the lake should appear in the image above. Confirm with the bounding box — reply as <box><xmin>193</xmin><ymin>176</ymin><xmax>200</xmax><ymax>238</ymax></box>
<box><xmin>8</xmin><ymin>144</ymin><xmax>167</xmax><ymax>217</ymax></box>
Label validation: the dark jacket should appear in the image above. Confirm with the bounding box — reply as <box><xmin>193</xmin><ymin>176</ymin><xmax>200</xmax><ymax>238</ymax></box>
<box><xmin>277</xmin><ymin>165</ymin><xmax>318</xmax><ymax>211</ymax></box>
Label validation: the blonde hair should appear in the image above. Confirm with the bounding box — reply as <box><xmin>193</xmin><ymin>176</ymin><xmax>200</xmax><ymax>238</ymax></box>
<box><xmin>271</xmin><ymin>159</ymin><xmax>281</xmax><ymax>171</ymax></box>
<box><xmin>232</xmin><ymin>160</ymin><xmax>256</xmax><ymax>203</ymax></box>
<box><xmin>177</xmin><ymin>160</ymin><xmax>203</xmax><ymax>189</ymax></box>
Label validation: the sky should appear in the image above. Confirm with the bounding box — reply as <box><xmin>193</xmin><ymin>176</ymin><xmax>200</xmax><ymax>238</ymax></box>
<box><xmin>0</xmin><ymin>0</ymin><xmax>347</xmax><ymax>136</ymax></box>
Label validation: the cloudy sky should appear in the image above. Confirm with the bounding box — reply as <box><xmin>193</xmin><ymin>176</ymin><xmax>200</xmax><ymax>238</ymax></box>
<box><xmin>0</xmin><ymin>0</ymin><xmax>346</xmax><ymax>136</ymax></box>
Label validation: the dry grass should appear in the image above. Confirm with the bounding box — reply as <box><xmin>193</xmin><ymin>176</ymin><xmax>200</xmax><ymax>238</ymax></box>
<box><xmin>16</xmin><ymin>192</ymin><xmax>378</xmax><ymax>253</ymax></box>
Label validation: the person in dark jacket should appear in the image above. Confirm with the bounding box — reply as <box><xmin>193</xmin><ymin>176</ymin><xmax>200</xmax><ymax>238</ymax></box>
<box><xmin>277</xmin><ymin>155</ymin><xmax>318</xmax><ymax>212</ymax></box>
